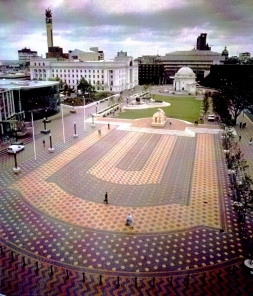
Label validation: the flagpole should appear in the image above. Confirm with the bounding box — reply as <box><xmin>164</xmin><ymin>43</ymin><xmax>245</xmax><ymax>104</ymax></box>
<box><xmin>61</xmin><ymin>104</ymin><xmax>66</xmax><ymax>144</ymax></box>
<box><xmin>31</xmin><ymin>111</ymin><xmax>36</xmax><ymax>160</ymax></box>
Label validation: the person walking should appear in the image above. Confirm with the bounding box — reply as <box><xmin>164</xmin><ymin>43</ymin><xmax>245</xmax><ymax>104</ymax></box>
<box><xmin>239</xmin><ymin>135</ymin><xmax>241</xmax><ymax>141</ymax></box>
<box><xmin>43</xmin><ymin>139</ymin><xmax>45</xmax><ymax>147</ymax></box>
<box><xmin>249</xmin><ymin>138</ymin><xmax>252</xmax><ymax>145</ymax></box>
<box><xmin>104</xmin><ymin>192</ymin><xmax>108</xmax><ymax>204</ymax></box>
<box><xmin>108</xmin><ymin>123</ymin><xmax>110</xmax><ymax>129</ymax></box>
<box><xmin>126</xmin><ymin>214</ymin><xmax>133</xmax><ymax>228</ymax></box>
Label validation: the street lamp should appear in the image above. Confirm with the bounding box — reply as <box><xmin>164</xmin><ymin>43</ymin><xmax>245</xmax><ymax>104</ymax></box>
<box><xmin>41</xmin><ymin>117</ymin><xmax>50</xmax><ymax>134</ymax></box>
<box><xmin>13</xmin><ymin>151</ymin><xmax>21</xmax><ymax>174</ymax></box>
<box><xmin>48</xmin><ymin>133</ymin><xmax>54</xmax><ymax>153</ymax></box>
<box><xmin>73</xmin><ymin>122</ymin><xmax>78</xmax><ymax>138</ymax></box>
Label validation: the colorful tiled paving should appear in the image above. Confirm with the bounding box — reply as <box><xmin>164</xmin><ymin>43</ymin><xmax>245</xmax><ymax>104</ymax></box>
<box><xmin>0</xmin><ymin>111</ymin><xmax>253</xmax><ymax>295</ymax></box>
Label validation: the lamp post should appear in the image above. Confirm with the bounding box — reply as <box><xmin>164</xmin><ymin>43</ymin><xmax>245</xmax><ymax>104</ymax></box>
<box><xmin>41</xmin><ymin>117</ymin><xmax>50</xmax><ymax>134</ymax></box>
<box><xmin>13</xmin><ymin>151</ymin><xmax>21</xmax><ymax>174</ymax></box>
<box><xmin>48</xmin><ymin>133</ymin><xmax>54</xmax><ymax>153</ymax></box>
<box><xmin>73</xmin><ymin>122</ymin><xmax>78</xmax><ymax>138</ymax></box>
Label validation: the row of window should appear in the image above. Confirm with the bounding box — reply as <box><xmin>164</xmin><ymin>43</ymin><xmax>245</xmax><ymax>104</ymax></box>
<box><xmin>52</xmin><ymin>69</ymin><xmax>105</xmax><ymax>73</ymax></box>
<box><xmin>52</xmin><ymin>74</ymin><xmax>104</xmax><ymax>79</ymax></box>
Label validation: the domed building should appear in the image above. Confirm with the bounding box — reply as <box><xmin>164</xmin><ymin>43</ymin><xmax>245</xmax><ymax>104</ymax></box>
<box><xmin>221</xmin><ymin>47</ymin><xmax>229</xmax><ymax>60</ymax></box>
<box><xmin>170</xmin><ymin>66</ymin><xmax>196</xmax><ymax>94</ymax></box>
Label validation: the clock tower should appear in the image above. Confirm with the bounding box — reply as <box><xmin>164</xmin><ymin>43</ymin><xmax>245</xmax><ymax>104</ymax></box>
<box><xmin>45</xmin><ymin>8</ymin><xmax>53</xmax><ymax>49</ymax></box>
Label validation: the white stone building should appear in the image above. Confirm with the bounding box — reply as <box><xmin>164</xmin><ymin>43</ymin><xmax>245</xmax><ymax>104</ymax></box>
<box><xmin>171</xmin><ymin>67</ymin><xmax>196</xmax><ymax>94</ymax></box>
<box><xmin>30</xmin><ymin>53</ymin><xmax>138</xmax><ymax>92</ymax></box>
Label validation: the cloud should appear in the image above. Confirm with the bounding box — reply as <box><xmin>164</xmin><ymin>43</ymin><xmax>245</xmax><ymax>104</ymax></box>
<box><xmin>1</xmin><ymin>0</ymin><xmax>253</xmax><ymax>60</ymax></box>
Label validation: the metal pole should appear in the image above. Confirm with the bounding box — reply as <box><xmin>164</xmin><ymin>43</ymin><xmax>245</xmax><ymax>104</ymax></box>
<box><xmin>49</xmin><ymin>134</ymin><xmax>52</xmax><ymax>149</ymax></box>
<box><xmin>83</xmin><ymin>96</ymin><xmax>86</xmax><ymax>131</ymax></box>
<box><xmin>61</xmin><ymin>104</ymin><xmax>65</xmax><ymax>144</ymax></box>
<box><xmin>43</xmin><ymin>118</ymin><xmax>46</xmax><ymax>130</ymax></box>
<box><xmin>14</xmin><ymin>152</ymin><xmax>17</xmax><ymax>169</ymax></box>
<box><xmin>74</xmin><ymin>122</ymin><xmax>76</xmax><ymax>135</ymax></box>
<box><xmin>31</xmin><ymin>111</ymin><xmax>36</xmax><ymax>160</ymax></box>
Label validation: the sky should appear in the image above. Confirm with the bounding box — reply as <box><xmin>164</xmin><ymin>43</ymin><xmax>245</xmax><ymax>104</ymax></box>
<box><xmin>0</xmin><ymin>0</ymin><xmax>253</xmax><ymax>61</ymax></box>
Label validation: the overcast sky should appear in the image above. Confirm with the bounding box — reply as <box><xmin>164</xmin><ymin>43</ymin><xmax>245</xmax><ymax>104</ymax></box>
<box><xmin>1</xmin><ymin>0</ymin><xmax>253</xmax><ymax>60</ymax></box>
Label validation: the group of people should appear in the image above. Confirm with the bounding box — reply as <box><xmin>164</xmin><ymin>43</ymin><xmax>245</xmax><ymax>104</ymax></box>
<box><xmin>104</xmin><ymin>192</ymin><xmax>134</xmax><ymax>228</ymax></box>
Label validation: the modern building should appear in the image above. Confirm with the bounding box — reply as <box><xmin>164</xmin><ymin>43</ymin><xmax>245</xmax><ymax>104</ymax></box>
<box><xmin>30</xmin><ymin>52</ymin><xmax>138</xmax><ymax>92</ymax></box>
<box><xmin>196</xmin><ymin>33</ymin><xmax>211</xmax><ymax>50</ymax></box>
<box><xmin>18</xmin><ymin>48</ymin><xmax>39</xmax><ymax>64</ymax></box>
<box><xmin>138</xmin><ymin>49</ymin><xmax>225</xmax><ymax>85</ymax></box>
<box><xmin>239</xmin><ymin>52</ymin><xmax>251</xmax><ymax>63</ymax></box>
<box><xmin>0</xmin><ymin>79</ymin><xmax>60</xmax><ymax>134</ymax></box>
<box><xmin>90</xmin><ymin>47</ymin><xmax>104</xmax><ymax>60</ymax></box>
<box><xmin>68</xmin><ymin>49</ymin><xmax>100</xmax><ymax>61</ymax></box>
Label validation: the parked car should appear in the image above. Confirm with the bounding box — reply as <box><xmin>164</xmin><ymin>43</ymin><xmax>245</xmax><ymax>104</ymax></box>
<box><xmin>7</xmin><ymin>145</ymin><xmax>25</xmax><ymax>154</ymax></box>
<box><xmin>208</xmin><ymin>115</ymin><xmax>215</xmax><ymax>121</ymax></box>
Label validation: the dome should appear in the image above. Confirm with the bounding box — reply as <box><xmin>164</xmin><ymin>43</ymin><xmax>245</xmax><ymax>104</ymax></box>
<box><xmin>222</xmin><ymin>46</ymin><xmax>229</xmax><ymax>56</ymax></box>
<box><xmin>175</xmin><ymin>67</ymin><xmax>195</xmax><ymax>77</ymax></box>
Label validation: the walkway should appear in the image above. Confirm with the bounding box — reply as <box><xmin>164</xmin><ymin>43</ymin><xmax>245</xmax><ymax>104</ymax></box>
<box><xmin>0</xmin><ymin>108</ymin><xmax>253</xmax><ymax>295</ymax></box>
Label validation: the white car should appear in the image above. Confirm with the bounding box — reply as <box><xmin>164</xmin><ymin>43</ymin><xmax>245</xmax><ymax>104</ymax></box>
<box><xmin>208</xmin><ymin>115</ymin><xmax>215</xmax><ymax>121</ymax></box>
<box><xmin>7</xmin><ymin>145</ymin><xmax>25</xmax><ymax>154</ymax></box>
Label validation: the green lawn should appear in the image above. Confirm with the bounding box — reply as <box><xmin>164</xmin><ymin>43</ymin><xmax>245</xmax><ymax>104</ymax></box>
<box><xmin>117</xmin><ymin>95</ymin><xmax>202</xmax><ymax>123</ymax></box>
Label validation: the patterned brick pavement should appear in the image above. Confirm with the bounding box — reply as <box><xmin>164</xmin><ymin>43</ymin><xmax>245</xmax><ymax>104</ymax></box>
<box><xmin>1</xmin><ymin>111</ymin><xmax>253</xmax><ymax>295</ymax></box>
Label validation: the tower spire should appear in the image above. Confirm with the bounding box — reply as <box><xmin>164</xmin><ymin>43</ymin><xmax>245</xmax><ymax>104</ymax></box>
<box><xmin>45</xmin><ymin>7</ymin><xmax>53</xmax><ymax>49</ymax></box>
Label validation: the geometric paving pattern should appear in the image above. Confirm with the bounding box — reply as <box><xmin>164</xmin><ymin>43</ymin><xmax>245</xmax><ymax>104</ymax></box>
<box><xmin>1</xmin><ymin>111</ymin><xmax>253</xmax><ymax>295</ymax></box>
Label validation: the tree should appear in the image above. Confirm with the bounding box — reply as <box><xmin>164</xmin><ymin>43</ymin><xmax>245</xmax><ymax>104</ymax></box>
<box><xmin>77</xmin><ymin>77</ymin><xmax>95</xmax><ymax>96</ymax></box>
<box><xmin>202</xmin><ymin>92</ymin><xmax>209</xmax><ymax>117</ymax></box>
<box><xmin>212</xmin><ymin>79</ymin><xmax>253</xmax><ymax>126</ymax></box>
<box><xmin>48</xmin><ymin>77</ymin><xmax>64</xmax><ymax>90</ymax></box>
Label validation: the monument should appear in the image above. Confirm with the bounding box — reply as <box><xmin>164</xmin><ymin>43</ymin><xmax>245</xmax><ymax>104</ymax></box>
<box><xmin>151</xmin><ymin>108</ymin><xmax>167</xmax><ymax>127</ymax></box>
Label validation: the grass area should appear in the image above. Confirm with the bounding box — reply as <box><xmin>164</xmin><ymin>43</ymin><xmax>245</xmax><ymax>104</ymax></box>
<box><xmin>117</xmin><ymin>95</ymin><xmax>202</xmax><ymax>123</ymax></box>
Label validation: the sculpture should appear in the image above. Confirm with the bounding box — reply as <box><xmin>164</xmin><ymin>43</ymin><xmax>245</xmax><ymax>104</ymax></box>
<box><xmin>151</xmin><ymin>108</ymin><xmax>167</xmax><ymax>127</ymax></box>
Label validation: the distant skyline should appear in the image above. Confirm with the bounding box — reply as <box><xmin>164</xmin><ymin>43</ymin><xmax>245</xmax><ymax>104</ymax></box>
<box><xmin>0</xmin><ymin>0</ymin><xmax>253</xmax><ymax>60</ymax></box>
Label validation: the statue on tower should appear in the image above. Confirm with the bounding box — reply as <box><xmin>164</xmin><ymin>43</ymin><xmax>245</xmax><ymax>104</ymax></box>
<box><xmin>45</xmin><ymin>8</ymin><xmax>52</xmax><ymax>23</ymax></box>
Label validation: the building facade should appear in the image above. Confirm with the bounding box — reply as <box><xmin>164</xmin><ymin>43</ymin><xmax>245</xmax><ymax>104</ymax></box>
<box><xmin>0</xmin><ymin>79</ymin><xmax>60</xmax><ymax>135</ymax></box>
<box><xmin>171</xmin><ymin>67</ymin><xmax>196</xmax><ymax>94</ymax></box>
<box><xmin>137</xmin><ymin>49</ymin><xmax>225</xmax><ymax>85</ymax></box>
<box><xmin>18</xmin><ymin>48</ymin><xmax>38</xmax><ymax>63</ymax></box>
<box><xmin>30</xmin><ymin>54</ymin><xmax>138</xmax><ymax>92</ymax></box>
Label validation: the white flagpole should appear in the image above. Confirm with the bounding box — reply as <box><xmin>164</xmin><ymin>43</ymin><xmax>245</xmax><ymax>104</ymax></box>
<box><xmin>31</xmin><ymin>111</ymin><xmax>36</xmax><ymax>160</ymax></box>
<box><xmin>61</xmin><ymin>104</ymin><xmax>65</xmax><ymax>144</ymax></box>
<box><xmin>83</xmin><ymin>96</ymin><xmax>86</xmax><ymax>131</ymax></box>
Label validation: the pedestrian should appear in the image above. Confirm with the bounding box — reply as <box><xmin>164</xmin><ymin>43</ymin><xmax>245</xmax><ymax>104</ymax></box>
<box><xmin>239</xmin><ymin>122</ymin><xmax>242</xmax><ymax>129</ymax></box>
<box><xmin>104</xmin><ymin>192</ymin><xmax>108</xmax><ymax>204</ymax></box>
<box><xmin>108</xmin><ymin>123</ymin><xmax>110</xmax><ymax>129</ymax></box>
<box><xmin>239</xmin><ymin>135</ymin><xmax>241</xmax><ymax>141</ymax></box>
<box><xmin>98</xmin><ymin>129</ymin><xmax>101</xmax><ymax>135</ymax></box>
<box><xmin>249</xmin><ymin>138</ymin><xmax>252</xmax><ymax>145</ymax></box>
<box><xmin>43</xmin><ymin>139</ymin><xmax>45</xmax><ymax>147</ymax></box>
<box><xmin>126</xmin><ymin>214</ymin><xmax>133</xmax><ymax>228</ymax></box>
